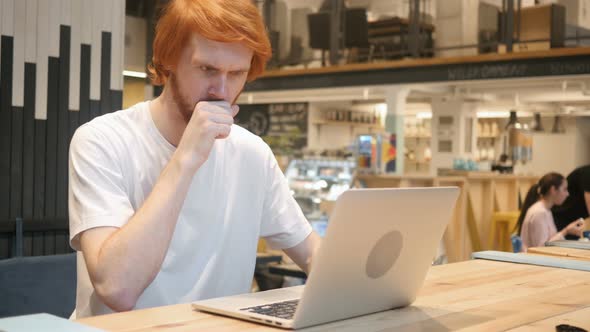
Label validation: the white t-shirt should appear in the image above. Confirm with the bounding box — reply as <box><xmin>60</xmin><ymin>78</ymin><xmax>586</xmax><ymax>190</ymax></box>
<box><xmin>68</xmin><ymin>101</ymin><xmax>312</xmax><ymax>318</ymax></box>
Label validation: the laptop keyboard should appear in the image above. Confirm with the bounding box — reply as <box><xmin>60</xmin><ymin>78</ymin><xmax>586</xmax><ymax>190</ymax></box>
<box><xmin>240</xmin><ymin>299</ymin><xmax>299</xmax><ymax>320</ymax></box>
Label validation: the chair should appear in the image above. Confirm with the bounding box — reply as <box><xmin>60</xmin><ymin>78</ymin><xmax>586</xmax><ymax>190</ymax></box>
<box><xmin>0</xmin><ymin>253</ymin><xmax>77</xmax><ymax>318</ymax></box>
<box><xmin>0</xmin><ymin>217</ymin><xmax>73</xmax><ymax>259</ymax></box>
<box><xmin>488</xmin><ymin>211</ymin><xmax>520</xmax><ymax>252</ymax></box>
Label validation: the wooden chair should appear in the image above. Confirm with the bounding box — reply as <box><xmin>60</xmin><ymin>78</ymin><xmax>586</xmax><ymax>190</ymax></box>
<box><xmin>488</xmin><ymin>211</ymin><xmax>520</xmax><ymax>252</ymax></box>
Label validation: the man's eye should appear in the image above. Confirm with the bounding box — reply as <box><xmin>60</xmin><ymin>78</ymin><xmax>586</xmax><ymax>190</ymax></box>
<box><xmin>200</xmin><ymin>66</ymin><xmax>215</xmax><ymax>73</ymax></box>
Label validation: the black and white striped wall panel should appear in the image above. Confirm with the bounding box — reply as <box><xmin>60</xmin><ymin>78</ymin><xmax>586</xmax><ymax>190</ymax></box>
<box><xmin>0</xmin><ymin>0</ymin><xmax>125</xmax><ymax>230</ymax></box>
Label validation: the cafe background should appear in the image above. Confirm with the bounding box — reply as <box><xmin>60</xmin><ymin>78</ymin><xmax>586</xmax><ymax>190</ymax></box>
<box><xmin>1</xmin><ymin>0</ymin><xmax>590</xmax><ymax>263</ymax></box>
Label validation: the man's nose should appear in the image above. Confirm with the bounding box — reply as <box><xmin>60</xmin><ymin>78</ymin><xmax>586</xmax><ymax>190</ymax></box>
<box><xmin>207</xmin><ymin>74</ymin><xmax>228</xmax><ymax>101</ymax></box>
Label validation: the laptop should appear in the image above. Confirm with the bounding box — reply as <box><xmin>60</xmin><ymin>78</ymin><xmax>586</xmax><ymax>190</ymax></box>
<box><xmin>192</xmin><ymin>187</ymin><xmax>459</xmax><ymax>329</ymax></box>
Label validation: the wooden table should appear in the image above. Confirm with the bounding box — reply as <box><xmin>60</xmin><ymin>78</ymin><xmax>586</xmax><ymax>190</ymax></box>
<box><xmin>527</xmin><ymin>246</ymin><xmax>590</xmax><ymax>262</ymax></box>
<box><xmin>508</xmin><ymin>307</ymin><xmax>590</xmax><ymax>331</ymax></box>
<box><xmin>546</xmin><ymin>240</ymin><xmax>590</xmax><ymax>250</ymax></box>
<box><xmin>76</xmin><ymin>259</ymin><xmax>590</xmax><ymax>331</ymax></box>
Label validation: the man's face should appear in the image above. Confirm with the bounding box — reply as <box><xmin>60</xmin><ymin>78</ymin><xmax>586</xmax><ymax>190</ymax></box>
<box><xmin>169</xmin><ymin>33</ymin><xmax>253</xmax><ymax>121</ymax></box>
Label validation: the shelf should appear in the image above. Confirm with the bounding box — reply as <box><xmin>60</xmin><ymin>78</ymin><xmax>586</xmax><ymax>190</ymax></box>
<box><xmin>313</xmin><ymin>120</ymin><xmax>384</xmax><ymax>137</ymax></box>
<box><xmin>405</xmin><ymin>160</ymin><xmax>431</xmax><ymax>164</ymax></box>
<box><xmin>405</xmin><ymin>135</ymin><xmax>431</xmax><ymax>139</ymax></box>
<box><xmin>313</xmin><ymin>120</ymin><xmax>383</xmax><ymax>129</ymax></box>
<box><xmin>477</xmin><ymin>135</ymin><xmax>499</xmax><ymax>139</ymax></box>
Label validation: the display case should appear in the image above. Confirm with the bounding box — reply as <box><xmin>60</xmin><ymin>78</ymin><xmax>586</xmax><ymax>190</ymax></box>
<box><xmin>284</xmin><ymin>158</ymin><xmax>355</xmax><ymax>220</ymax></box>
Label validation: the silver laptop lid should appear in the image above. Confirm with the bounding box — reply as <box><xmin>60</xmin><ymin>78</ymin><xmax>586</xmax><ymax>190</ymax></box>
<box><xmin>291</xmin><ymin>187</ymin><xmax>459</xmax><ymax>329</ymax></box>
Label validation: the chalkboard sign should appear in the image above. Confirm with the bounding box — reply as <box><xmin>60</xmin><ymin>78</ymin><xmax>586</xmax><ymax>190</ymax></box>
<box><xmin>235</xmin><ymin>103</ymin><xmax>308</xmax><ymax>154</ymax></box>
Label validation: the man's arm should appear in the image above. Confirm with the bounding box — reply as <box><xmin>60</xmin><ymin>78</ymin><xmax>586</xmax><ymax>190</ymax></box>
<box><xmin>79</xmin><ymin>157</ymin><xmax>195</xmax><ymax>312</ymax></box>
<box><xmin>283</xmin><ymin>231</ymin><xmax>321</xmax><ymax>275</ymax></box>
<box><xmin>78</xmin><ymin>102</ymin><xmax>237</xmax><ymax>312</ymax></box>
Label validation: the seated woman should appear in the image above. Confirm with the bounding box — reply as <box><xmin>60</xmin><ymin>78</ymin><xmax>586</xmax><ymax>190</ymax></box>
<box><xmin>516</xmin><ymin>172</ymin><xmax>585</xmax><ymax>252</ymax></box>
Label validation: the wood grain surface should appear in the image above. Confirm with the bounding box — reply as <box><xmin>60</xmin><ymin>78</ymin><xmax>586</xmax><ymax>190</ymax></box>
<box><xmin>76</xmin><ymin>259</ymin><xmax>590</xmax><ymax>331</ymax></box>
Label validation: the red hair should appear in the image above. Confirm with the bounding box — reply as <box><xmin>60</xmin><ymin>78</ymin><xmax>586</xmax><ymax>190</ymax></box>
<box><xmin>148</xmin><ymin>0</ymin><xmax>271</xmax><ymax>85</ymax></box>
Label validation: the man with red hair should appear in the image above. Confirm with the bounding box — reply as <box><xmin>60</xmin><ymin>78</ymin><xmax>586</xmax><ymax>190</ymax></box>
<box><xmin>68</xmin><ymin>0</ymin><xmax>320</xmax><ymax>318</ymax></box>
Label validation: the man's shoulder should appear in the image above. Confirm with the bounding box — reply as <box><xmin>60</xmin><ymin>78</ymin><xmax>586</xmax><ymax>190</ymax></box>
<box><xmin>71</xmin><ymin>102</ymin><xmax>148</xmax><ymax>154</ymax></box>
<box><xmin>74</xmin><ymin>102</ymin><xmax>147</xmax><ymax>140</ymax></box>
<box><xmin>89</xmin><ymin>102</ymin><xmax>146</xmax><ymax>130</ymax></box>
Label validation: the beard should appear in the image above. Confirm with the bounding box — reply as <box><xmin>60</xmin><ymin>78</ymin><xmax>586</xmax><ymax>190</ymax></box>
<box><xmin>168</xmin><ymin>73</ymin><xmax>196</xmax><ymax>123</ymax></box>
<box><xmin>168</xmin><ymin>73</ymin><xmax>244</xmax><ymax>122</ymax></box>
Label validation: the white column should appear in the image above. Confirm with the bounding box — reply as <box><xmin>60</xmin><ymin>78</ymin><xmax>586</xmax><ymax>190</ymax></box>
<box><xmin>430</xmin><ymin>98</ymin><xmax>477</xmax><ymax>175</ymax></box>
<box><xmin>384</xmin><ymin>87</ymin><xmax>409</xmax><ymax>174</ymax></box>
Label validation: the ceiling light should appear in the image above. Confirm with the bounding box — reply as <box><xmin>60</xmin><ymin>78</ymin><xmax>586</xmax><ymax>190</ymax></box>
<box><xmin>476</xmin><ymin>111</ymin><xmax>510</xmax><ymax>118</ymax></box>
<box><xmin>123</xmin><ymin>70</ymin><xmax>147</xmax><ymax>78</ymax></box>
<box><xmin>416</xmin><ymin>112</ymin><xmax>432</xmax><ymax>119</ymax></box>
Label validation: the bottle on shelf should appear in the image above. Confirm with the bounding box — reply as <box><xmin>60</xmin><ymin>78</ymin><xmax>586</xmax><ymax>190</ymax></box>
<box><xmin>503</xmin><ymin>110</ymin><xmax>532</xmax><ymax>164</ymax></box>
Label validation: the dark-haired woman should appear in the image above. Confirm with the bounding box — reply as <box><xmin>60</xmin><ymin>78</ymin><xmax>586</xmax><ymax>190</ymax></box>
<box><xmin>516</xmin><ymin>172</ymin><xmax>585</xmax><ymax>252</ymax></box>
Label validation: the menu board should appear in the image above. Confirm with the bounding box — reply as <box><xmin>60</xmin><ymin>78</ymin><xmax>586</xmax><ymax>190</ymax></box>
<box><xmin>235</xmin><ymin>103</ymin><xmax>308</xmax><ymax>154</ymax></box>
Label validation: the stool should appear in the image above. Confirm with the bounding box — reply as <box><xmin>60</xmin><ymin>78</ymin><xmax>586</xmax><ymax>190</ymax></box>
<box><xmin>488</xmin><ymin>211</ymin><xmax>520</xmax><ymax>252</ymax></box>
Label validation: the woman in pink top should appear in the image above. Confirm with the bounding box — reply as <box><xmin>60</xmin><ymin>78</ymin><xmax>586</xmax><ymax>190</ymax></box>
<box><xmin>516</xmin><ymin>172</ymin><xmax>585</xmax><ymax>252</ymax></box>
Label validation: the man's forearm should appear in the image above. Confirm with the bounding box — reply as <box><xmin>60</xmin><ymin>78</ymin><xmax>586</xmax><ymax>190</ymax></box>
<box><xmin>85</xmin><ymin>155</ymin><xmax>196</xmax><ymax>311</ymax></box>
<box><xmin>283</xmin><ymin>232</ymin><xmax>322</xmax><ymax>275</ymax></box>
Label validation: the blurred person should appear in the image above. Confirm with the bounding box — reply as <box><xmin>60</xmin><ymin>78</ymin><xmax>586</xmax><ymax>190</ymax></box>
<box><xmin>516</xmin><ymin>173</ymin><xmax>584</xmax><ymax>251</ymax></box>
<box><xmin>552</xmin><ymin>165</ymin><xmax>590</xmax><ymax>238</ymax></box>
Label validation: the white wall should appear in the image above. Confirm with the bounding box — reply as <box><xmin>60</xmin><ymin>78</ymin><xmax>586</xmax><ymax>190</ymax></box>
<box><xmin>514</xmin><ymin>117</ymin><xmax>590</xmax><ymax>175</ymax></box>
<box><xmin>124</xmin><ymin>16</ymin><xmax>146</xmax><ymax>73</ymax></box>
<box><xmin>430</xmin><ymin>99</ymin><xmax>478</xmax><ymax>174</ymax></box>
<box><xmin>575</xmin><ymin>116</ymin><xmax>590</xmax><ymax>167</ymax></box>
<box><xmin>559</xmin><ymin>0</ymin><xmax>590</xmax><ymax>29</ymax></box>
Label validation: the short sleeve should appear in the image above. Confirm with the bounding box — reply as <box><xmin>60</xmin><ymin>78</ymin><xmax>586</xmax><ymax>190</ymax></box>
<box><xmin>68</xmin><ymin>125</ymin><xmax>135</xmax><ymax>250</ymax></box>
<box><xmin>259</xmin><ymin>146</ymin><xmax>312</xmax><ymax>249</ymax></box>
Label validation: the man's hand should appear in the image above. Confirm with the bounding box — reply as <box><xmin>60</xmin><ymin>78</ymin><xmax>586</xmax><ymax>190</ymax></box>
<box><xmin>175</xmin><ymin>101</ymin><xmax>239</xmax><ymax>172</ymax></box>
